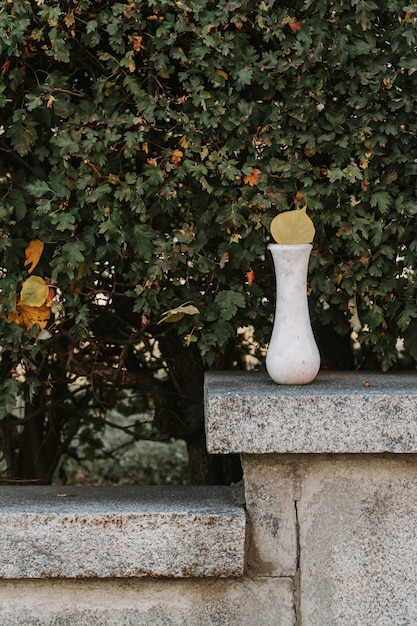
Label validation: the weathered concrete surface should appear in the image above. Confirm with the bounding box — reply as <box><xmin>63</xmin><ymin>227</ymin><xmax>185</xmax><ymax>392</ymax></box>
<box><xmin>297</xmin><ymin>454</ymin><xmax>417</xmax><ymax>626</ymax></box>
<box><xmin>241</xmin><ymin>453</ymin><xmax>417</xmax><ymax>626</ymax></box>
<box><xmin>241</xmin><ymin>455</ymin><xmax>297</xmax><ymax>577</ymax></box>
<box><xmin>205</xmin><ymin>371</ymin><xmax>417</xmax><ymax>454</ymax></box>
<box><xmin>0</xmin><ymin>486</ymin><xmax>245</xmax><ymax>578</ymax></box>
<box><xmin>0</xmin><ymin>577</ymin><xmax>295</xmax><ymax>626</ymax></box>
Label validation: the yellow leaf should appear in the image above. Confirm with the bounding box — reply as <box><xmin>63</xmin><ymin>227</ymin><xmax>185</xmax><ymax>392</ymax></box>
<box><xmin>47</xmin><ymin>95</ymin><xmax>55</xmax><ymax>108</ymax></box>
<box><xmin>184</xmin><ymin>331</ymin><xmax>198</xmax><ymax>346</ymax></box>
<box><xmin>214</xmin><ymin>69</ymin><xmax>229</xmax><ymax>80</ymax></box>
<box><xmin>20</xmin><ymin>276</ymin><xmax>49</xmax><ymax>307</ymax></box>
<box><xmin>243</xmin><ymin>168</ymin><xmax>261</xmax><ymax>186</ymax></box>
<box><xmin>129</xmin><ymin>61</ymin><xmax>136</xmax><ymax>73</ymax></box>
<box><xmin>158</xmin><ymin>303</ymin><xmax>200</xmax><ymax>324</ymax></box>
<box><xmin>24</xmin><ymin>239</ymin><xmax>44</xmax><ymax>273</ymax></box>
<box><xmin>64</xmin><ymin>11</ymin><xmax>75</xmax><ymax>28</ymax></box>
<box><xmin>270</xmin><ymin>206</ymin><xmax>315</xmax><ymax>245</ymax></box>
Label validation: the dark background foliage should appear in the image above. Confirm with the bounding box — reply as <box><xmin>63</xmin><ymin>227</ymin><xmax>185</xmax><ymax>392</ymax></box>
<box><xmin>0</xmin><ymin>0</ymin><xmax>416</xmax><ymax>484</ymax></box>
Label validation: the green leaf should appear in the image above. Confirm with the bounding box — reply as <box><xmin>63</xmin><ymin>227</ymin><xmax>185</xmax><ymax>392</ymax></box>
<box><xmin>370</xmin><ymin>191</ymin><xmax>392</xmax><ymax>213</ymax></box>
<box><xmin>214</xmin><ymin>290</ymin><xmax>246</xmax><ymax>321</ymax></box>
<box><xmin>7</xmin><ymin>116</ymin><xmax>38</xmax><ymax>157</ymax></box>
<box><xmin>26</xmin><ymin>180</ymin><xmax>51</xmax><ymax>197</ymax></box>
<box><xmin>0</xmin><ymin>379</ymin><xmax>20</xmax><ymax>418</ymax></box>
<box><xmin>51</xmin><ymin>241</ymin><xmax>86</xmax><ymax>281</ymax></box>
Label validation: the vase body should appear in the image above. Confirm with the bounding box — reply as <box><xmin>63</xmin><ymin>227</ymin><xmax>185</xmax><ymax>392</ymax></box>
<box><xmin>266</xmin><ymin>244</ymin><xmax>320</xmax><ymax>385</ymax></box>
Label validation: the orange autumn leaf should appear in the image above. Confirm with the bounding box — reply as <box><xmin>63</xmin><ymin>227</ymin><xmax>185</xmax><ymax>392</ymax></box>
<box><xmin>1</xmin><ymin>59</ymin><xmax>10</xmax><ymax>76</ymax></box>
<box><xmin>8</xmin><ymin>302</ymin><xmax>52</xmax><ymax>331</ymax></box>
<box><xmin>246</xmin><ymin>269</ymin><xmax>255</xmax><ymax>286</ymax></box>
<box><xmin>289</xmin><ymin>20</ymin><xmax>302</xmax><ymax>32</ymax></box>
<box><xmin>171</xmin><ymin>149</ymin><xmax>184</xmax><ymax>168</ymax></box>
<box><xmin>244</xmin><ymin>168</ymin><xmax>261</xmax><ymax>186</ymax></box>
<box><xmin>24</xmin><ymin>239</ymin><xmax>44</xmax><ymax>273</ymax></box>
<box><xmin>294</xmin><ymin>190</ymin><xmax>305</xmax><ymax>205</ymax></box>
<box><xmin>132</xmin><ymin>35</ymin><xmax>142</xmax><ymax>51</ymax></box>
<box><xmin>8</xmin><ymin>279</ymin><xmax>54</xmax><ymax>331</ymax></box>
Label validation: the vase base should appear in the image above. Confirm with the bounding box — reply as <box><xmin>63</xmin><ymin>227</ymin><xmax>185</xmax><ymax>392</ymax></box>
<box><xmin>266</xmin><ymin>356</ymin><xmax>320</xmax><ymax>385</ymax></box>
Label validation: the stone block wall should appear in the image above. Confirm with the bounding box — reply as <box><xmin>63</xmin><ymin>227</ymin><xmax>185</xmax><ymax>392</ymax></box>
<box><xmin>1</xmin><ymin>371</ymin><xmax>416</xmax><ymax>625</ymax></box>
<box><xmin>206</xmin><ymin>371</ymin><xmax>417</xmax><ymax>626</ymax></box>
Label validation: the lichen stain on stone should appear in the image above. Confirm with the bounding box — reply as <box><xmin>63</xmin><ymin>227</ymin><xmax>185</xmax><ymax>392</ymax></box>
<box><xmin>56</xmin><ymin>514</ymin><xmax>138</xmax><ymax>528</ymax></box>
<box><xmin>260</xmin><ymin>513</ymin><xmax>280</xmax><ymax>538</ymax></box>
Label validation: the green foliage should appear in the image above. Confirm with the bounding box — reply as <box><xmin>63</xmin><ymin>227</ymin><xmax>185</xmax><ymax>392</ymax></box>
<box><xmin>1</xmin><ymin>0</ymin><xmax>417</xmax><ymax>481</ymax></box>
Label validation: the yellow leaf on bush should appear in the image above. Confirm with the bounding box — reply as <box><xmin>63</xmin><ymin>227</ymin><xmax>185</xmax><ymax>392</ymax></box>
<box><xmin>270</xmin><ymin>206</ymin><xmax>315</xmax><ymax>245</ymax></box>
<box><xmin>24</xmin><ymin>239</ymin><xmax>44</xmax><ymax>273</ymax></box>
<box><xmin>20</xmin><ymin>276</ymin><xmax>50</xmax><ymax>307</ymax></box>
<box><xmin>64</xmin><ymin>11</ymin><xmax>75</xmax><ymax>28</ymax></box>
<box><xmin>243</xmin><ymin>168</ymin><xmax>261</xmax><ymax>186</ymax></box>
<box><xmin>214</xmin><ymin>69</ymin><xmax>229</xmax><ymax>80</ymax></box>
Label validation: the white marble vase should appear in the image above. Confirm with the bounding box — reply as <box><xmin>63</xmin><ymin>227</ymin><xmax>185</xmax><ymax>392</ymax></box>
<box><xmin>266</xmin><ymin>243</ymin><xmax>320</xmax><ymax>385</ymax></box>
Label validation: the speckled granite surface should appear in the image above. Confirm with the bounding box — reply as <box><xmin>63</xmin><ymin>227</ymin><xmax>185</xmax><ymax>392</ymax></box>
<box><xmin>205</xmin><ymin>371</ymin><xmax>417</xmax><ymax>454</ymax></box>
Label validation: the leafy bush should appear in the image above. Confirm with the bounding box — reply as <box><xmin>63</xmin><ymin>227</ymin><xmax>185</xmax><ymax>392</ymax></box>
<box><xmin>1</xmin><ymin>0</ymin><xmax>416</xmax><ymax>482</ymax></box>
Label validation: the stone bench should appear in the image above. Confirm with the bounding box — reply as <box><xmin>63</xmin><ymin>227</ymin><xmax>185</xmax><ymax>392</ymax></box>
<box><xmin>0</xmin><ymin>485</ymin><xmax>245</xmax><ymax>579</ymax></box>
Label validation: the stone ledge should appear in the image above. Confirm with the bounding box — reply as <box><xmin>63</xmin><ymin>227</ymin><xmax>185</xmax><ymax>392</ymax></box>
<box><xmin>0</xmin><ymin>578</ymin><xmax>295</xmax><ymax>626</ymax></box>
<box><xmin>205</xmin><ymin>371</ymin><xmax>417</xmax><ymax>454</ymax></box>
<box><xmin>0</xmin><ymin>486</ymin><xmax>245</xmax><ymax>579</ymax></box>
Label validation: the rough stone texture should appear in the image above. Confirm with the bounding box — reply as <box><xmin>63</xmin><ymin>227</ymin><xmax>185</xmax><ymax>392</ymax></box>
<box><xmin>0</xmin><ymin>486</ymin><xmax>245</xmax><ymax>579</ymax></box>
<box><xmin>240</xmin><ymin>453</ymin><xmax>417</xmax><ymax>625</ymax></box>
<box><xmin>241</xmin><ymin>455</ymin><xmax>297</xmax><ymax>577</ymax></box>
<box><xmin>0</xmin><ymin>578</ymin><xmax>295</xmax><ymax>626</ymax></box>
<box><xmin>204</xmin><ymin>372</ymin><xmax>417</xmax><ymax>625</ymax></box>
<box><xmin>296</xmin><ymin>454</ymin><xmax>417</xmax><ymax>626</ymax></box>
<box><xmin>205</xmin><ymin>370</ymin><xmax>417</xmax><ymax>454</ymax></box>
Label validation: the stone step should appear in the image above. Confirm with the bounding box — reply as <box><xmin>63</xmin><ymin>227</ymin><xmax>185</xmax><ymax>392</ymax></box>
<box><xmin>0</xmin><ymin>485</ymin><xmax>246</xmax><ymax>579</ymax></box>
